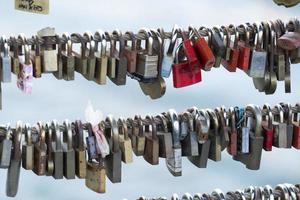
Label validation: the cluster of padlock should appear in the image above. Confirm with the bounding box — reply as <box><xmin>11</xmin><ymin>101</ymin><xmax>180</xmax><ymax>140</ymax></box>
<box><xmin>137</xmin><ymin>183</ymin><xmax>300</xmax><ymax>200</ymax></box>
<box><xmin>0</xmin><ymin>18</ymin><xmax>299</xmax><ymax>103</ymax></box>
<box><xmin>0</xmin><ymin>102</ymin><xmax>300</xmax><ymax>197</ymax></box>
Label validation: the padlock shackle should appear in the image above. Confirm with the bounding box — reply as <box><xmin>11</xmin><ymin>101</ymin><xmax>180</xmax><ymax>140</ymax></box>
<box><xmin>228</xmin><ymin>107</ymin><xmax>237</xmax><ymax>133</ymax></box>
<box><xmin>94</xmin><ymin>30</ymin><xmax>107</xmax><ymax>57</ymax></box>
<box><xmin>181</xmin><ymin>193</ymin><xmax>193</xmax><ymax>200</ymax></box>
<box><xmin>118</xmin><ymin>118</ymin><xmax>129</xmax><ymax>141</ymax></box>
<box><xmin>70</xmin><ymin>33</ymin><xmax>86</xmax><ymax>58</ymax></box>
<box><xmin>24</xmin><ymin>123</ymin><xmax>32</xmax><ymax>146</ymax></box>
<box><xmin>105</xmin><ymin>115</ymin><xmax>120</xmax><ymax>152</ymax></box>
<box><xmin>133</xmin><ymin>115</ymin><xmax>144</xmax><ymax>137</ymax></box>
<box><xmin>273</xmin><ymin>104</ymin><xmax>285</xmax><ymax>123</ymax></box>
<box><xmin>51</xmin><ymin>120</ymin><xmax>62</xmax><ymax>151</ymax></box>
<box><xmin>262</xmin><ymin>104</ymin><xmax>274</xmax><ymax>129</ymax></box>
<box><xmin>206</xmin><ymin>108</ymin><xmax>219</xmax><ymax>134</ymax></box>
<box><xmin>62</xmin><ymin>33</ymin><xmax>73</xmax><ymax>56</ymax></box>
<box><xmin>124</xmin><ymin>31</ymin><xmax>137</xmax><ymax>51</ymax></box>
<box><xmin>145</xmin><ymin>115</ymin><xmax>157</xmax><ymax>139</ymax></box>
<box><xmin>245</xmin><ymin>104</ymin><xmax>262</xmax><ymax>137</ymax></box>
<box><xmin>37</xmin><ymin>122</ymin><xmax>46</xmax><ymax>147</ymax></box>
<box><xmin>165</xmin><ymin>25</ymin><xmax>179</xmax><ymax>56</ymax></box>
<box><xmin>5</xmin><ymin>123</ymin><xmax>11</xmax><ymax>140</ymax></box>
<box><xmin>197</xmin><ymin>109</ymin><xmax>211</xmax><ymax>135</ymax></box>
<box><xmin>167</xmin><ymin>109</ymin><xmax>180</xmax><ymax>148</ymax></box>
<box><xmin>155</xmin><ymin>114</ymin><xmax>168</xmax><ymax>133</ymax></box>
<box><xmin>181</xmin><ymin>112</ymin><xmax>194</xmax><ymax>132</ymax></box>
<box><xmin>63</xmin><ymin>120</ymin><xmax>73</xmax><ymax>150</ymax></box>
<box><xmin>212</xmin><ymin>189</ymin><xmax>226</xmax><ymax>200</ymax></box>
<box><xmin>13</xmin><ymin>121</ymin><xmax>23</xmax><ymax>160</ymax></box>
<box><xmin>261</xmin><ymin>22</ymin><xmax>271</xmax><ymax>52</ymax></box>
<box><xmin>112</xmin><ymin>29</ymin><xmax>126</xmax><ymax>57</ymax></box>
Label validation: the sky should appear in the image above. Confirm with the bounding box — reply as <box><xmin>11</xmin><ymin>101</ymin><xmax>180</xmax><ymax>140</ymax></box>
<box><xmin>0</xmin><ymin>0</ymin><xmax>299</xmax><ymax>199</ymax></box>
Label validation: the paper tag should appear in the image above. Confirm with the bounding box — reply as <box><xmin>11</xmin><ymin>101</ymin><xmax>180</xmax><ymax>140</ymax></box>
<box><xmin>15</xmin><ymin>0</ymin><xmax>49</xmax><ymax>15</ymax></box>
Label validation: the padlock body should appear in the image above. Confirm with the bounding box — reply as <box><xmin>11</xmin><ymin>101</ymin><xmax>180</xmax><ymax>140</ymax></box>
<box><xmin>85</xmin><ymin>162</ymin><xmax>106</xmax><ymax>193</ymax></box>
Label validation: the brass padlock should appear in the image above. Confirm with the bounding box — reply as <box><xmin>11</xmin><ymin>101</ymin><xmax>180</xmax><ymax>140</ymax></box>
<box><xmin>9</xmin><ymin>37</ymin><xmax>20</xmax><ymax>75</ymax></box>
<box><xmin>73</xmin><ymin>120</ymin><xmax>86</xmax><ymax>179</ymax></box>
<box><xmin>62</xmin><ymin>120</ymin><xmax>75</xmax><ymax>179</ymax></box>
<box><xmin>105</xmin><ymin>116</ymin><xmax>122</xmax><ymax>183</ymax></box>
<box><xmin>143</xmin><ymin>115</ymin><xmax>159</xmax><ymax>165</ymax></box>
<box><xmin>129</xmin><ymin>115</ymin><xmax>145</xmax><ymax>156</ymax></box>
<box><xmin>85</xmin><ymin>155</ymin><xmax>106</xmax><ymax>193</ymax></box>
<box><xmin>118</xmin><ymin>118</ymin><xmax>133</xmax><ymax>164</ymax></box>
<box><xmin>33</xmin><ymin>122</ymin><xmax>47</xmax><ymax>176</ymax></box>
<box><xmin>22</xmin><ymin>123</ymin><xmax>34</xmax><ymax>170</ymax></box>
<box><xmin>30</xmin><ymin>36</ymin><xmax>42</xmax><ymax>78</ymax></box>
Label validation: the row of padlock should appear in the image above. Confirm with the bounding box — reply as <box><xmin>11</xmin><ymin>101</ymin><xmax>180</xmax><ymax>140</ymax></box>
<box><xmin>0</xmin><ymin>18</ymin><xmax>299</xmax><ymax>101</ymax></box>
<box><xmin>137</xmin><ymin>183</ymin><xmax>300</xmax><ymax>200</ymax></box>
<box><xmin>0</xmin><ymin>102</ymin><xmax>300</xmax><ymax>197</ymax></box>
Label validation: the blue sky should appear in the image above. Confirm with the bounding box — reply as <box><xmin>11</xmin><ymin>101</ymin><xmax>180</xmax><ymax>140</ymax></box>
<box><xmin>0</xmin><ymin>0</ymin><xmax>299</xmax><ymax>199</ymax></box>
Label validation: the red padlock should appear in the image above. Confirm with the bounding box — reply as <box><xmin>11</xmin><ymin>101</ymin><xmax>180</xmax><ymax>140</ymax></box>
<box><xmin>179</xmin><ymin>28</ymin><xmax>202</xmax><ymax>70</ymax></box>
<box><xmin>292</xmin><ymin>103</ymin><xmax>300</xmax><ymax>149</ymax></box>
<box><xmin>172</xmin><ymin>44</ymin><xmax>202</xmax><ymax>88</ymax></box>
<box><xmin>189</xmin><ymin>26</ymin><xmax>215</xmax><ymax>71</ymax></box>
<box><xmin>221</xmin><ymin>25</ymin><xmax>239</xmax><ymax>72</ymax></box>
<box><xmin>261</xmin><ymin>104</ymin><xmax>274</xmax><ymax>151</ymax></box>
<box><xmin>237</xmin><ymin>24</ymin><xmax>251</xmax><ymax>72</ymax></box>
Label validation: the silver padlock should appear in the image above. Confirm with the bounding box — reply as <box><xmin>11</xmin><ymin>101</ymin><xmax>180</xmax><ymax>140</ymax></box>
<box><xmin>0</xmin><ymin>124</ymin><xmax>12</xmax><ymax>168</ymax></box>
<box><xmin>37</xmin><ymin>27</ymin><xmax>58</xmax><ymax>72</ymax></box>
<box><xmin>273</xmin><ymin>104</ymin><xmax>288</xmax><ymax>148</ymax></box>
<box><xmin>0</xmin><ymin>36</ymin><xmax>12</xmax><ymax>82</ymax></box>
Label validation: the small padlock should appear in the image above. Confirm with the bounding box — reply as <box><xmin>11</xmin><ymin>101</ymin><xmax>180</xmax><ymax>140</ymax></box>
<box><xmin>73</xmin><ymin>120</ymin><xmax>86</xmax><ymax>179</ymax></box>
<box><xmin>33</xmin><ymin>122</ymin><xmax>47</xmax><ymax>176</ymax></box>
<box><xmin>61</xmin><ymin>33</ymin><xmax>75</xmax><ymax>81</ymax></box>
<box><xmin>215</xmin><ymin>107</ymin><xmax>230</xmax><ymax>151</ymax></box>
<box><xmin>273</xmin><ymin>104</ymin><xmax>288</xmax><ymax>148</ymax></box>
<box><xmin>37</xmin><ymin>27</ymin><xmax>58</xmax><ymax>73</ymax></box>
<box><xmin>208</xmin><ymin>27</ymin><xmax>226</xmax><ymax>68</ymax></box>
<box><xmin>155</xmin><ymin>114</ymin><xmax>173</xmax><ymax>159</ymax></box>
<box><xmin>165</xmin><ymin>109</ymin><xmax>182</xmax><ymax>177</ymax></box>
<box><xmin>72</xmin><ymin>33</ymin><xmax>88</xmax><ymax>76</ymax></box>
<box><xmin>237</xmin><ymin>107</ymin><xmax>250</xmax><ymax>154</ymax></box>
<box><xmin>280</xmin><ymin>103</ymin><xmax>294</xmax><ymax>148</ymax></box>
<box><xmin>45</xmin><ymin>123</ymin><xmax>54</xmax><ymax>176</ymax></box>
<box><xmin>54</xmin><ymin>35</ymin><xmax>63</xmax><ymax>80</ymax></box>
<box><xmin>105</xmin><ymin>116</ymin><xmax>122</xmax><ymax>183</ymax></box>
<box><xmin>139</xmin><ymin>76</ymin><xmax>166</xmax><ymax>99</ymax></box>
<box><xmin>227</xmin><ymin>107</ymin><xmax>238</xmax><ymax>156</ymax></box>
<box><xmin>62</xmin><ymin>120</ymin><xmax>75</xmax><ymax>179</ymax></box>
<box><xmin>94</xmin><ymin>30</ymin><xmax>108</xmax><ymax>85</ymax></box>
<box><xmin>129</xmin><ymin>116</ymin><xmax>145</xmax><ymax>156</ymax></box>
<box><xmin>9</xmin><ymin>37</ymin><xmax>20</xmax><ymax>75</ymax></box>
<box><xmin>118</xmin><ymin>118</ymin><xmax>133</xmax><ymax>164</ymax></box>
<box><xmin>261</xmin><ymin>104</ymin><xmax>274</xmax><ymax>151</ymax></box>
<box><xmin>6</xmin><ymin>122</ymin><xmax>22</xmax><ymax>197</ymax></box>
<box><xmin>124</xmin><ymin>31</ymin><xmax>138</xmax><ymax>74</ymax></box>
<box><xmin>30</xmin><ymin>36</ymin><xmax>42</xmax><ymax>78</ymax></box>
<box><xmin>143</xmin><ymin>115</ymin><xmax>159</xmax><ymax>165</ymax></box>
<box><xmin>51</xmin><ymin>120</ymin><xmax>64</xmax><ymax>179</ymax></box>
<box><xmin>85</xmin><ymin>155</ymin><xmax>106</xmax><ymax>194</ymax></box>
<box><xmin>0</xmin><ymin>124</ymin><xmax>12</xmax><ymax>168</ymax></box>
<box><xmin>220</xmin><ymin>26</ymin><xmax>231</xmax><ymax>61</ymax></box>
<box><xmin>0</xmin><ymin>37</ymin><xmax>12</xmax><ymax>82</ymax></box>
<box><xmin>83</xmin><ymin>31</ymin><xmax>96</xmax><ymax>81</ymax></box>
<box><xmin>22</xmin><ymin>123</ymin><xmax>34</xmax><ymax>170</ymax></box>
<box><xmin>237</xmin><ymin>25</ymin><xmax>251</xmax><ymax>71</ymax></box>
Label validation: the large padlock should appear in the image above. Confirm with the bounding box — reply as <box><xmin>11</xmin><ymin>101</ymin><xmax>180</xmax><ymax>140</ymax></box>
<box><xmin>165</xmin><ymin>109</ymin><xmax>182</xmax><ymax>177</ymax></box>
<box><xmin>261</xmin><ymin>104</ymin><xmax>274</xmax><ymax>151</ymax></box>
<box><xmin>233</xmin><ymin>105</ymin><xmax>264</xmax><ymax>170</ymax></box>
<box><xmin>143</xmin><ymin>115</ymin><xmax>159</xmax><ymax>165</ymax></box>
<box><xmin>105</xmin><ymin>116</ymin><xmax>122</xmax><ymax>183</ymax></box>
<box><xmin>37</xmin><ymin>27</ymin><xmax>58</xmax><ymax>73</ymax></box>
<box><xmin>22</xmin><ymin>123</ymin><xmax>34</xmax><ymax>170</ymax></box>
<box><xmin>0</xmin><ymin>37</ymin><xmax>12</xmax><ymax>82</ymax></box>
<box><xmin>94</xmin><ymin>30</ymin><xmax>108</xmax><ymax>85</ymax></box>
<box><xmin>156</xmin><ymin>114</ymin><xmax>173</xmax><ymax>159</ymax></box>
<box><xmin>61</xmin><ymin>33</ymin><xmax>75</xmax><ymax>81</ymax></box>
<box><xmin>0</xmin><ymin>124</ymin><xmax>12</xmax><ymax>168</ymax></box>
<box><xmin>51</xmin><ymin>120</ymin><xmax>64</xmax><ymax>179</ymax></box>
<box><xmin>62</xmin><ymin>120</ymin><xmax>75</xmax><ymax>179</ymax></box>
<box><xmin>73</xmin><ymin>120</ymin><xmax>86</xmax><ymax>179</ymax></box>
<box><xmin>188</xmin><ymin>108</ymin><xmax>211</xmax><ymax>168</ymax></box>
<box><xmin>33</xmin><ymin>122</ymin><xmax>47</xmax><ymax>176</ymax></box>
<box><xmin>109</xmin><ymin>30</ymin><xmax>127</xmax><ymax>85</ymax></box>
<box><xmin>118</xmin><ymin>118</ymin><xmax>133</xmax><ymax>164</ymax></box>
<box><xmin>172</xmin><ymin>43</ymin><xmax>202</xmax><ymax>88</ymax></box>
<box><xmin>6</xmin><ymin>122</ymin><xmax>22</xmax><ymax>197</ymax></box>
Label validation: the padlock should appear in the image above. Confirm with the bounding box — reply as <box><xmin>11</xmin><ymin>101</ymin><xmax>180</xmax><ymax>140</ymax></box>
<box><xmin>9</xmin><ymin>37</ymin><xmax>20</xmax><ymax>75</ymax></box>
<box><xmin>275</xmin><ymin>184</ymin><xmax>291</xmax><ymax>200</ymax></box>
<box><xmin>227</xmin><ymin>107</ymin><xmax>238</xmax><ymax>156</ymax></box>
<box><xmin>233</xmin><ymin>105</ymin><xmax>264</xmax><ymax>170</ymax></box>
<box><xmin>208</xmin><ymin>27</ymin><xmax>226</xmax><ymax>68</ymax></box>
<box><xmin>135</xmin><ymin>29</ymin><xmax>159</xmax><ymax>80</ymax></box>
<box><xmin>280</xmin><ymin>103</ymin><xmax>294</xmax><ymax>148</ymax></box>
<box><xmin>236</xmin><ymin>107</ymin><xmax>250</xmax><ymax>154</ymax></box>
<box><xmin>180</xmin><ymin>112</ymin><xmax>199</xmax><ymax>157</ymax></box>
<box><xmin>0</xmin><ymin>124</ymin><xmax>12</xmax><ymax>168</ymax></box>
<box><xmin>85</xmin><ymin>155</ymin><xmax>106</xmax><ymax>193</ymax></box>
<box><xmin>54</xmin><ymin>35</ymin><xmax>63</xmax><ymax>80</ymax></box>
<box><xmin>273</xmin><ymin>104</ymin><xmax>288</xmax><ymax>148</ymax></box>
<box><xmin>149</xmin><ymin>29</ymin><xmax>165</xmax><ymax>77</ymax></box>
<box><xmin>45</xmin><ymin>123</ymin><xmax>54</xmax><ymax>176</ymax></box>
<box><xmin>86</xmin><ymin>123</ymin><xmax>98</xmax><ymax>160</ymax></box>
<box><xmin>221</xmin><ymin>25</ymin><xmax>240</xmax><ymax>72</ymax></box>
<box><xmin>273</xmin><ymin>22</ymin><xmax>286</xmax><ymax>82</ymax></box>
<box><xmin>106</xmin><ymin>32</ymin><xmax>117</xmax><ymax>79</ymax></box>
<box><xmin>37</xmin><ymin>27</ymin><xmax>58</xmax><ymax>73</ymax></box>
<box><xmin>33</xmin><ymin>122</ymin><xmax>47</xmax><ymax>176</ymax></box>
<box><xmin>160</xmin><ymin>26</ymin><xmax>179</xmax><ymax>77</ymax></box>
<box><xmin>249</xmin><ymin>23</ymin><xmax>267</xmax><ymax>78</ymax></box>
<box><xmin>286</xmin><ymin>18</ymin><xmax>300</xmax><ymax>64</ymax></box>
<box><xmin>94</xmin><ymin>30</ymin><xmax>108</xmax><ymax>85</ymax></box>
<box><xmin>30</xmin><ymin>36</ymin><xmax>42</xmax><ymax>78</ymax></box>
<box><xmin>155</xmin><ymin>114</ymin><xmax>173</xmax><ymax>159</ymax></box>
<box><xmin>220</xmin><ymin>26</ymin><xmax>231</xmax><ymax>61</ymax></box>
<box><xmin>165</xmin><ymin>109</ymin><xmax>182</xmax><ymax>176</ymax></box>
<box><xmin>206</xmin><ymin>109</ymin><xmax>221</xmax><ymax>162</ymax></box>
<box><xmin>292</xmin><ymin>103</ymin><xmax>300</xmax><ymax>149</ymax></box>
<box><xmin>109</xmin><ymin>30</ymin><xmax>127</xmax><ymax>85</ymax></box>
<box><xmin>261</xmin><ymin>104</ymin><xmax>274</xmax><ymax>151</ymax></box>
<box><xmin>139</xmin><ymin>76</ymin><xmax>166</xmax><ymax>99</ymax></box>
<box><xmin>124</xmin><ymin>31</ymin><xmax>138</xmax><ymax>74</ymax></box>
<box><xmin>6</xmin><ymin>121</ymin><xmax>22</xmax><ymax>197</ymax></box>
<box><xmin>189</xmin><ymin>26</ymin><xmax>215</xmax><ymax>71</ymax></box>
<box><xmin>83</xmin><ymin>31</ymin><xmax>96</xmax><ymax>81</ymax></box>
<box><xmin>61</xmin><ymin>33</ymin><xmax>75</xmax><ymax>81</ymax></box>
<box><xmin>105</xmin><ymin>115</ymin><xmax>122</xmax><ymax>183</ymax></box>
<box><xmin>129</xmin><ymin>116</ymin><xmax>145</xmax><ymax>156</ymax></box>
<box><xmin>72</xmin><ymin>33</ymin><xmax>88</xmax><ymax>76</ymax></box>
<box><xmin>277</xmin><ymin>31</ymin><xmax>300</xmax><ymax>50</ymax></box>
<box><xmin>0</xmin><ymin>36</ymin><xmax>12</xmax><ymax>82</ymax></box>
<box><xmin>172</xmin><ymin>43</ymin><xmax>202</xmax><ymax>88</ymax></box>
<box><xmin>118</xmin><ymin>118</ymin><xmax>133</xmax><ymax>164</ymax></box>
<box><xmin>62</xmin><ymin>120</ymin><xmax>75</xmax><ymax>179</ymax></box>
<box><xmin>143</xmin><ymin>115</ymin><xmax>159</xmax><ymax>165</ymax></box>
<box><xmin>22</xmin><ymin>123</ymin><xmax>34</xmax><ymax>170</ymax></box>
<box><xmin>188</xmin><ymin>108</ymin><xmax>211</xmax><ymax>168</ymax></box>
<box><xmin>51</xmin><ymin>120</ymin><xmax>63</xmax><ymax>179</ymax></box>
<box><xmin>237</xmin><ymin>25</ymin><xmax>251</xmax><ymax>71</ymax></box>
<box><xmin>73</xmin><ymin>120</ymin><xmax>86</xmax><ymax>179</ymax></box>
<box><xmin>215</xmin><ymin>107</ymin><xmax>230</xmax><ymax>151</ymax></box>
